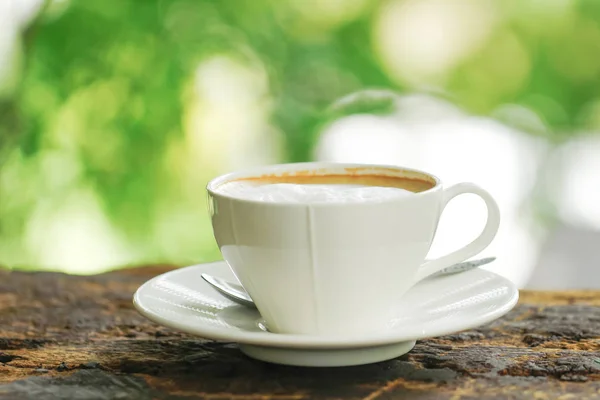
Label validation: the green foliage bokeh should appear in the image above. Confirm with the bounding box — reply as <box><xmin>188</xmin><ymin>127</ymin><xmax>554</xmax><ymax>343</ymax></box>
<box><xmin>2</xmin><ymin>0</ymin><xmax>600</xmax><ymax>272</ymax></box>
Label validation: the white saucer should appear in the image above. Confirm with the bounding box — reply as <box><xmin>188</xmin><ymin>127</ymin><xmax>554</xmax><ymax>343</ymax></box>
<box><xmin>133</xmin><ymin>261</ymin><xmax>518</xmax><ymax>367</ymax></box>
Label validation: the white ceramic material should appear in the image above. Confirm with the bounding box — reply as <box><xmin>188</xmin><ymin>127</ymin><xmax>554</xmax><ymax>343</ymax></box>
<box><xmin>206</xmin><ymin>162</ymin><xmax>501</xmax><ymax>335</ymax></box>
<box><xmin>200</xmin><ymin>256</ymin><xmax>497</xmax><ymax>308</ymax></box>
<box><xmin>133</xmin><ymin>261</ymin><xmax>518</xmax><ymax>367</ymax></box>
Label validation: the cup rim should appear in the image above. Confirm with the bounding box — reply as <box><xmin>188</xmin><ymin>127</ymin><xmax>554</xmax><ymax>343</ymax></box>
<box><xmin>206</xmin><ymin>162</ymin><xmax>441</xmax><ymax>207</ymax></box>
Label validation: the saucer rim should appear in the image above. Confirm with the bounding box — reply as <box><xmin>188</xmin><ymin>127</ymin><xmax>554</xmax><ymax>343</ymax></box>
<box><xmin>133</xmin><ymin>261</ymin><xmax>519</xmax><ymax>349</ymax></box>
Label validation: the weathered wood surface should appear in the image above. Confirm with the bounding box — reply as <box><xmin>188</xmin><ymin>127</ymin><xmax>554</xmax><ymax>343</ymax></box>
<box><xmin>0</xmin><ymin>266</ymin><xmax>599</xmax><ymax>400</ymax></box>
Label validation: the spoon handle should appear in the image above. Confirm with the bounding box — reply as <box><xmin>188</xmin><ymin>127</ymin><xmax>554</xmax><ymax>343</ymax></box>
<box><xmin>431</xmin><ymin>257</ymin><xmax>496</xmax><ymax>277</ymax></box>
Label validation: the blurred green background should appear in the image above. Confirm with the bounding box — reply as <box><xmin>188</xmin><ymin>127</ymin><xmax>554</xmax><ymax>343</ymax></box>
<box><xmin>1</xmin><ymin>0</ymin><xmax>600</xmax><ymax>279</ymax></box>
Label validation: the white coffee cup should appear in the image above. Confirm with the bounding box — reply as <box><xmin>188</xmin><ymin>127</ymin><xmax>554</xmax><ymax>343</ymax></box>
<box><xmin>207</xmin><ymin>162</ymin><xmax>500</xmax><ymax>336</ymax></box>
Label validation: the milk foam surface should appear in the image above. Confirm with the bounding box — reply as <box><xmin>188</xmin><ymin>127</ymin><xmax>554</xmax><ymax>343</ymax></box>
<box><xmin>217</xmin><ymin>182</ymin><xmax>415</xmax><ymax>203</ymax></box>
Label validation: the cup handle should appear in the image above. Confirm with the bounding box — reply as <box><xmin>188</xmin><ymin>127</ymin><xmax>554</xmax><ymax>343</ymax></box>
<box><xmin>414</xmin><ymin>183</ymin><xmax>500</xmax><ymax>282</ymax></box>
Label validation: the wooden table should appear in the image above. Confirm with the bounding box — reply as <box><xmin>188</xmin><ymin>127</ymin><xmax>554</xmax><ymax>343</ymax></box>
<box><xmin>0</xmin><ymin>266</ymin><xmax>599</xmax><ymax>399</ymax></box>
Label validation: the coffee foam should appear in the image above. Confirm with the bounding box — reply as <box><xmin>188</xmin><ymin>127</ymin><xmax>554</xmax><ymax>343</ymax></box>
<box><xmin>216</xmin><ymin>182</ymin><xmax>415</xmax><ymax>203</ymax></box>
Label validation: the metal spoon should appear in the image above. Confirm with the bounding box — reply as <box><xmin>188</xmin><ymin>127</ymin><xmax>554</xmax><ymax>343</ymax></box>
<box><xmin>201</xmin><ymin>272</ymin><xmax>255</xmax><ymax>307</ymax></box>
<box><xmin>201</xmin><ymin>257</ymin><xmax>496</xmax><ymax>309</ymax></box>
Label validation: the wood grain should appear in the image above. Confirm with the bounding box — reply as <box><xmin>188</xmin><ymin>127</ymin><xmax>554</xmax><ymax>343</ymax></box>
<box><xmin>0</xmin><ymin>266</ymin><xmax>599</xmax><ymax>399</ymax></box>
